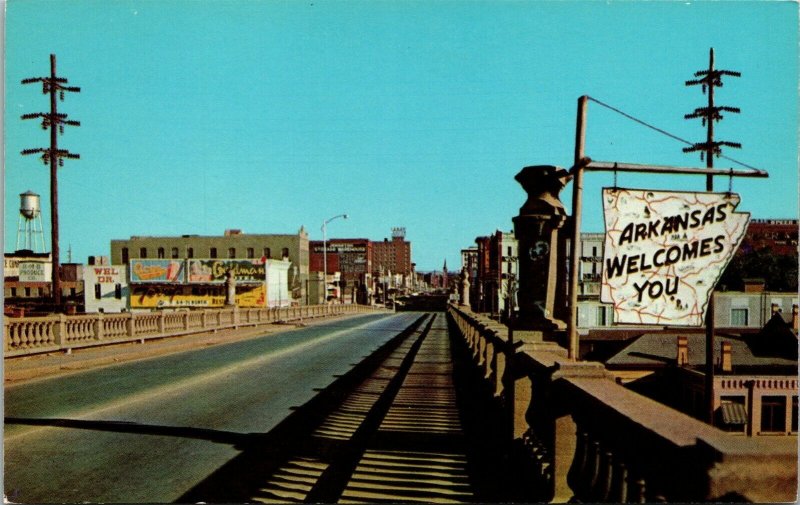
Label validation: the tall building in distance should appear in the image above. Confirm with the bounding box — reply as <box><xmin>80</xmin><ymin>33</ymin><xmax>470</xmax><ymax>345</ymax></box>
<box><xmin>371</xmin><ymin>227</ymin><xmax>412</xmax><ymax>280</ymax></box>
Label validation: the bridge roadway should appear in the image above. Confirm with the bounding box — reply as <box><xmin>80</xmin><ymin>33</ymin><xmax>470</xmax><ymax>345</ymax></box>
<box><xmin>5</xmin><ymin>311</ymin><xmax>506</xmax><ymax>503</ymax></box>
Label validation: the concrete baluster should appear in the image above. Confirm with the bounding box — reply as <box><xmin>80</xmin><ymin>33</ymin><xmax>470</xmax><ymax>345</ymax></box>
<box><xmin>629</xmin><ymin>477</ymin><xmax>647</xmax><ymax>504</ymax></box>
<box><xmin>579</xmin><ymin>439</ymin><xmax>600</xmax><ymax>500</ymax></box>
<box><xmin>493</xmin><ymin>348</ymin><xmax>506</xmax><ymax>399</ymax></box>
<box><xmin>157</xmin><ymin>312</ymin><xmax>166</xmax><ymax>334</ymax></box>
<box><xmin>591</xmin><ymin>449</ymin><xmax>613</xmax><ymax>502</ymax></box>
<box><xmin>32</xmin><ymin>321</ymin><xmax>42</xmax><ymax>346</ymax></box>
<box><xmin>608</xmin><ymin>461</ymin><xmax>628</xmax><ymax>503</ymax></box>
<box><xmin>485</xmin><ymin>341</ymin><xmax>496</xmax><ymax>380</ymax></box>
<box><xmin>183</xmin><ymin>312</ymin><xmax>190</xmax><ymax>330</ymax></box>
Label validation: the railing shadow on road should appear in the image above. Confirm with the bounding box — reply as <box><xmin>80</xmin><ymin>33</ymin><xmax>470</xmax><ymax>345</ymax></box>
<box><xmin>5</xmin><ymin>416</ymin><xmax>249</xmax><ymax>446</ymax></box>
<box><xmin>174</xmin><ymin>313</ymin><xmax>429</xmax><ymax>504</ymax></box>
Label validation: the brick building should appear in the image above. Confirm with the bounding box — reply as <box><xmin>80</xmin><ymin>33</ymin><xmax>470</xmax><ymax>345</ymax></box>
<box><xmin>739</xmin><ymin>219</ymin><xmax>798</xmax><ymax>256</ymax></box>
<box><xmin>371</xmin><ymin>227</ymin><xmax>412</xmax><ymax>279</ymax></box>
<box><xmin>110</xmin><ymin>228</ymin><xmax>310</xmax><ymax>305</ymax></box>
<box><xmin>309</xmin><ymin>238</ymin><xmax>372</xmax><ymax>304</ymax></box>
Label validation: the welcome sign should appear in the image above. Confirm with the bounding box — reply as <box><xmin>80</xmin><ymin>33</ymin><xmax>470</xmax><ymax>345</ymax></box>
<box><xmin>600</xmin><ymin>188</ymin><xmax>749</xmax><ymax>326</ymax></box>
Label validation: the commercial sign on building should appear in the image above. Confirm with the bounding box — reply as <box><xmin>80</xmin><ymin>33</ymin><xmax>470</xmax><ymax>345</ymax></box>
<box><xmin>600</xmin><ymin>188</ymin><xmax>749</xmax><ymax>326</ymax></box>
<box><xmin>129</xmin><ymin>259</ymin><xmax>185</xmax><ymax>283</ymax></box>
<box><xmin>312</xmin><ymin>243</ymin><xmax>367</xmax><ymax>254</ymax></box>
<box><xmin>130</xmin><ymin>284</ymin><xmax>266</xmax><ymax>308</ymax></box>
<box><xmin>18</xmin><ymin>261</ymin><xmax>50</xmax><ymax>282</ymax></box>
<box><xmin>187</xmin><ymin>259</ymin><xmax>266</xmax><ymax>283</ymax></box>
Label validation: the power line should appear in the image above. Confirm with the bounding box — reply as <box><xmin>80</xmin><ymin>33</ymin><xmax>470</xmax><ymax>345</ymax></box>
<box><xmin>585</xmin><ymin>95</ymin><xmax>758</xmax><ymax>171</ymax></box>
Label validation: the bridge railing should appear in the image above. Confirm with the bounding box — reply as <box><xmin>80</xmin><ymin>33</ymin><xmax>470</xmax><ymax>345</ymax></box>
<box><xmin>4</xmin><ymin>304</ymin><xmax>383</xmax><ymax>357</ymax></box>
<box><xmin>448</xmin><ymin>303</ymin><xmax>797</xmax><ymax>503</ymax></box>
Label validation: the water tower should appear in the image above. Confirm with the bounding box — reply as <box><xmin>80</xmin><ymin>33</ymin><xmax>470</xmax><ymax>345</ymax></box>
<box><xmin>16</xmin><ymin>190</ymin><xmax>46</xmax><ymax>252</ymax></box>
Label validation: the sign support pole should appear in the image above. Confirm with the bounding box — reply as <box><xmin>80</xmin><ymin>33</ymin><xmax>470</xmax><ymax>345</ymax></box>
<box><xmin>567</xmin><ymin>96</ymin><xmax>588</xmax><ymax>360</ymax></box>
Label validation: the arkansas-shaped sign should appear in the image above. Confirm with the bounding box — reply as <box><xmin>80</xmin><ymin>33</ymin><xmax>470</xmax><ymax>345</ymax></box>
<box><xmin>600</xmin><ymin>188</ymin><xmax>749</xmax><ymax>326</ymax></box>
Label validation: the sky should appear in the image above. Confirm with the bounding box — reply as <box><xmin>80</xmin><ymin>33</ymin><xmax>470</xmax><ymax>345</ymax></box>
<box><xmin>4</xmin><ymin>0</ymin><xmax>798</xmax><ymax>272</ymax></box>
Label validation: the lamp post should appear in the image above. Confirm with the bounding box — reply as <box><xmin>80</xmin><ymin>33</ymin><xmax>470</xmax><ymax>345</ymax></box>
<box><xmin>322</xmin><ymin>213</ymin><xmax>348</xmax><ymax>307</ymax></box>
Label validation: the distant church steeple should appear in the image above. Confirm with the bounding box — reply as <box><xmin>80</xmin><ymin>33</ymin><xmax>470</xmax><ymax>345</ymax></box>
<box><xmin>443</xmin><ymin>259</ymin><xmax>448</xmax><ymax>288</ymax></box>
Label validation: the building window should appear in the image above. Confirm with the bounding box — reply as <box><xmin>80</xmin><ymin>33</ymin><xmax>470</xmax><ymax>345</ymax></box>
<box><xmin>228</xmin><ymin>248</ymin><xmax>236</xmax><ymax>259</ymax></box>
<box><xmin>596</xmin><ymin>306</ymin><xmax>607</xmax><ymax>326</ymax></box>
<box><xmin>187</xmin><ymin>247</ymin><xmax>194</xmax><ymax>259</ymax></box>
<box><xmin>760</xmin><ymin>396</ymin><xmax>787</xmax><ymax>433</ymax></box>
<box><xmin>25</xmin><ymin>287</ymin><xmax>31</xmax><ymax>297</ymax></box>
<box><xmin>114</xmin><ymin>284</ymin><xmax>122</xmax><ymax>299</ymax></box>
<box><xmin>264</xmin><ymin>247</ymin><xmax>271</xmax><ymax>259</ymax></box>
<box><xmin>157</xmin><ymin>247</ymin><xmax>165</xmax><ymax>259</ymax></box>
<box><xmin>95</xmin><ymin>284</ymin><xmax>102</xmax><ymax>300</ymax></box>
<box><xmin>731</xmin><ymin>308</ymin><xmax>749</xmax><ymax>326</ymax></box>
<box><xmin>10</xmin><ymin>288</ymin><xmax>16</xmax><ymax>297</ymax></box>
<box><xmin>210</xmin><ymin>248</ymin><xmax>217</xmax><ymax>258</ymax></box>
<box><xmin>70</xmin><ymin>288</ymin><xmax>76</xmax><ymax>297</ymax></box>
<box><xmin>792</xmin><ymin>396</ymin><xmax>798</xmax><ymax>433</ymax></box>
<box><xmin>282</xmin><ymin>247</ymin><xmax>289</xmax><ymax>259</ymax></box>
<box><xmin>140</xmin><ymin>247</ymin><xmax>148</xmax><ymax>258</ymax></box>
<box><xmin>171</xmin><ymin>247</ymin><xmax>179</xmax><ymax>259</ymax></box>
<box><xmin>247</xmin><ymin>247</ymin><xmax>255</xmax><ymax>259</ymax></box>
<box><xmin>122</xmin><ymin>248</ymin><xmax>129</xmax><ymax>264</ymax></box>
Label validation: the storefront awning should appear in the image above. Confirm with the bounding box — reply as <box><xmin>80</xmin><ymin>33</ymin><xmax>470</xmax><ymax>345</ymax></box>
<box><xmin>719</xmin><ymin>402</ymin><xmax>748</xmax><ymax>425</ymax></box>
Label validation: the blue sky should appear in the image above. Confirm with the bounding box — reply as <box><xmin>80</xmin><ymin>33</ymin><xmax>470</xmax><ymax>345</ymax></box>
<box><xmin>4</xmin><ymin>0</ymin><xmax>797</xmax><ymax>271</ymax></box>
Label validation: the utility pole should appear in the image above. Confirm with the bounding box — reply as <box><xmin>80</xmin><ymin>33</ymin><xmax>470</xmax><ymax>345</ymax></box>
<box><xmin>684</xmin><ymin>47</ymin><xmax>741</xmax><ymax>425</ymax></box>
<box><xmin>21</xmin><ymin>54</ymin><xmax>81</xmax><ymax>309</ymax></box>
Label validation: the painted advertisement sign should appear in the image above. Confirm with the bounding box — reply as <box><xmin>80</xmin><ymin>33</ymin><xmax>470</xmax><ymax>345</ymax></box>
<box><xmin>130</xmin><ymin>284</ymin><xmax>266</xmax><ymax>308</ymax></box>
<box><xmin>129</xmin><ymin>259</ymin><xmax>185</xmax><ymax>283</ymax></box>
<box><xmin>186</xmin><ymin>259</ymin><xmax>266</xmax><ymax>283</ymax></box>
<box><xmin>600</xmin><ymin>188</ymin><xmax>749</xmax><ymax>326</ymax></box>
<box><xmin>18</xmin><ymin>261</ymin><xmax>50</xmax><ymax>282</ymax></box>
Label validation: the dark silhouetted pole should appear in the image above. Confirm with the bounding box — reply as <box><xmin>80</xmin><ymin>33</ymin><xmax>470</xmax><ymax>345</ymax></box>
<box><xmin>685</xmin><ymin>47</ymin><xmax>741</xmax><ymax>425</ymax></box>
<box><xmin>21</xmin><ymin>54</ymin><xmax>81</xmax><ymax>309</ymax></box>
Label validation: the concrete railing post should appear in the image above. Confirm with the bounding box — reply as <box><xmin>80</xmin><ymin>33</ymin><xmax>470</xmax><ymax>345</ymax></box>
<box><xmin>157</xmin><ymin>312</ymin><xmax>166</xmax><ymax>334</ymax></box>
<box><xmin>95</xmin><ymin>313</ymin><xmax>105</xmax><ymax>340</ymax></box>
<box><xmin>54</xmin><ymin>314</ymin><xmax>67</xmax><ymax>347</ymax></box>
<box><xmin>183</xmin><ymin>312</ymin><xmax>190</xmax><ymax>331</ymax></box>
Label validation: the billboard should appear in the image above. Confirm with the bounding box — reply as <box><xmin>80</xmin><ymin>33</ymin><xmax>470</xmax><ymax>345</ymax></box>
<box><xmin>186</xmin><ymin>259</ymin><xmax>266</xmax><ymax>283</ymax></box>
<box><xmin>130</xmin><ymin>284</ymin><xmax>266</xmax><ymax>308</ymax></box>
<box><xmin>129</xmin><ymin>259</ymin><xmax>185</xmax><ymax>283</ymax></box>
<box><xmin>600</xmin><ymin>188</ymin><xmax>749</xmax><ymax>326</ymax></box>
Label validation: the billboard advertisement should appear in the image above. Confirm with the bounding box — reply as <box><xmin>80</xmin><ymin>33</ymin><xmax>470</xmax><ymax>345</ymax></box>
<box><xmin>600</xmin><ymin>188</ymin><xmax>749</xmax><ymax>326</ymax></box>
<box><xmin>129</xmin><ymin>259</ymin><xmax>185</xmax><ymax>283</ymax></box>
<box><xmin>130</xmin><ymin>284</ymin><xmax>266</xmax><ymax>308</ymax></box>
<box><xmin>186</xmin><ymin>259</ymin><xmax>266</xmax><ymax>283</ymax></box>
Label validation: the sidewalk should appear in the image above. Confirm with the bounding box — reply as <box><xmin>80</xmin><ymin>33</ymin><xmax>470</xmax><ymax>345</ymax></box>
<box><xmin>4</xmin><ymin>313</ymin><xmax>363</xmax><ymax>384</ymax></box>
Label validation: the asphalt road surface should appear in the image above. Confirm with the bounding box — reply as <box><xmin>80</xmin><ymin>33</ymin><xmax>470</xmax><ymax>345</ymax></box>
<box><xmin>4</xmin><ymin>312</ymin><xmax>422</xmax><ymax>503</ymax></box>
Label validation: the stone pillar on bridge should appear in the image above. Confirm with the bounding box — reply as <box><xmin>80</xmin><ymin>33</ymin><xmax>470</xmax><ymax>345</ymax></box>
<box><xmin>511</xmin><ymin>165</ymin><xmax>569</xmax><ymax>344</ymax></box>
<box><xmin>225</xmin><ymin>270</ymin><xmax>236</xmax><ymax>307</ymax></box>
<box><xmin>460</xmin><ymin>271</ymin><xmax>470</xmax><ymax>307</ymax></box>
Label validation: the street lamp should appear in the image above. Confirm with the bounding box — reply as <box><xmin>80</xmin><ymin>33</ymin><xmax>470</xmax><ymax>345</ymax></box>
<box><xmin>322</xmin><ymin>213</ymin><xmax>348</xmax><ymax>305</ymax></box>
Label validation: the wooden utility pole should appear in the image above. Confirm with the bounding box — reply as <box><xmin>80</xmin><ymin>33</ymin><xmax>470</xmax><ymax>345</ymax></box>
<box><xmin>684</xmin><ymin>47</ymin><xmax>741</xmax><ymax>425</ymax></box>
<box><xmin>567</xmin><ymin>96</ymin><xmax>588</xmax><ymax>360</ymax></box>
<box><xmin>21</xmin><ymin>54</ymin><xmax>81</xmax><ymax>309</ymax></box>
